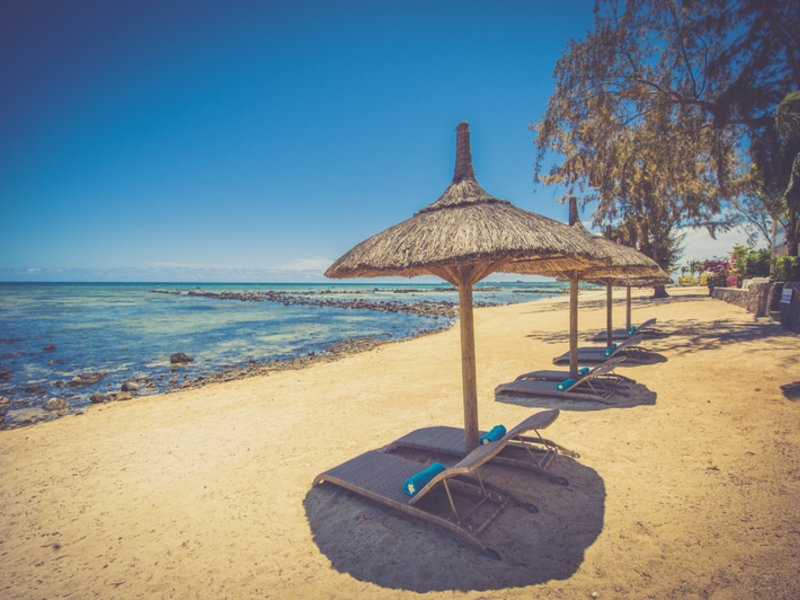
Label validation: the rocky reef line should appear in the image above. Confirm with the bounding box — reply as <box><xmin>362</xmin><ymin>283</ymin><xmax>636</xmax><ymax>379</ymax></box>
<box><xmin>148</xmin><ymin>287</ymin><xmax>500</xmax><ymax>318</ymax></box>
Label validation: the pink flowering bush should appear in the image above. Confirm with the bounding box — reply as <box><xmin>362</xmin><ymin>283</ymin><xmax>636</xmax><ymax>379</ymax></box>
<box><xmin>702</xmin><ymin>258</ymin><xmax>731</xmax><ymax>287</ymax></box>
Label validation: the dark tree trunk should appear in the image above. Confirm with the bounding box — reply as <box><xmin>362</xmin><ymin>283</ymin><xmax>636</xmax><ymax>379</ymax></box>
<box><xmin>652</xmin><ymin>285</ymin><xmax>669</xmax><ymax>298</ymax></box>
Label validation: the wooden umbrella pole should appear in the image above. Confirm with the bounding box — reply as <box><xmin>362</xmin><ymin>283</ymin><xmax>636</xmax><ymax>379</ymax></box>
<box><xmin>457</xmin><ymin>280</ymin><xmax>479</xmax><ymax>452</ymax></box>
<box><xmin>606</xmin><ymin>282</ymin><xmax>613</xmax><ymax>349</ymax></box>
<box><xmin>626</xmin><ymin>285</ymin><xmax>632</xmax><ymax>331</ymax></box>
<box><xmin>569</xmin><ymin>274</ymin><xmax>578</xmax><ymax>379</ymax></box>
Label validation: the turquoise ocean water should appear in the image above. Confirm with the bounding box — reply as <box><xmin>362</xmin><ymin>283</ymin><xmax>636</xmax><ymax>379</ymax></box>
<box><xmin>0</xmin><ymin>281</ymin><xmax>570</xmax><ymax>427</ymax></box>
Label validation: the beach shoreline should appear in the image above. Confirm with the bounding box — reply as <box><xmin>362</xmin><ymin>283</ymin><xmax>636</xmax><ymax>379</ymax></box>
<box><xmin>1</xmin><ymin>286</ymin><xmax>798</xmax><ymax>599</ymax></box>
<box><xmin>1</xmin><ymin>282</ymin><xmax>574</xmax><ymax>428</ymax></box>
<box><xmin>0</xmin><ymin>326</ymin><xmax>451</xmax><ymax>431</ymax></box>
<box><xmin>0</xmin><ymin>282</ymin><xmax>476</xmax><ymax>429</ymax></box>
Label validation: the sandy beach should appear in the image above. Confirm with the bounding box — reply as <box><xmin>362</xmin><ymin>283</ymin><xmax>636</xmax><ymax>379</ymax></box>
<box><xmin>1</xmin><ymin>286</ymin><xmax>798</xmax><ymax>599</ymax></box>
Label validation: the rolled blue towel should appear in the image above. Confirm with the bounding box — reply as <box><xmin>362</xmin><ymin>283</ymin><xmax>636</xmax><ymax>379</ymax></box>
<box><xmin>603</xmin><ymin>343</ymin><xmax>617</xmax><ymax>356</ymax></box>
<box><xmin>480</xmin><ymin>424</ymin><xmax>506</xmax><ymax>445</ymax></box>
<box><xmin>557</xmin><ymin>377</ymin><xmax>577</xmax><ymax>390</ymax></box>
<box><xmin>628</xmin><ymin>326</ymin><xmax>637</xmax><ymax>334</ymax></box>
<box><xmin>403</xmin><ymin>462</ymin><xmax>447</xmax><ymax>496</ymax></box>
<box><xmin>578</xmin><ymin>367</ymin><xmax>590</xmax><ymax>375</ymax></box>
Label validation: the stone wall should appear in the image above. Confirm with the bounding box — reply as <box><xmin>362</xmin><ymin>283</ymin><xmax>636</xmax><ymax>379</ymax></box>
<box><xmin>710</xmin><ymin>283</ymin><xmax>772</xmax><ymax>316</ymax></box>
<box><xmin>710</xmin><ymin>282</ymin><xmax>800</xmax><ymax>332</ymax></box>
<box><xmin>778</xmin><ymin>282</ymin><xmax>800</xmax><ymax>333</ymax></box>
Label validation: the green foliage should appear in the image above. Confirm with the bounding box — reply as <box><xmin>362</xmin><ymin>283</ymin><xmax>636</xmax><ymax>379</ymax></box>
<box><xmin>678</xmin><ymin>275</ymin><xmax>696</xmax><ymax>286</ymax></box>
<box><xmin>730</xmin><ymin>244</ymin><xmax>771</xmax><ymax>277</ymax></box>
<box><xmin>531</xmin><ymin>0</ymin><xmax>800</xmax><ymax>263</ymax></box>
<box><xmin>776</xmin><ymin>91</ymin><xmax>800</xmax><ymax>256</ymax></box>
<box><xmin>699</xmin><ymin>257</ymin><xmax>732</xmax><ymax>287</ymax></box>
<box><xmin>772</xmin><ymin>256</ymin><xmax>800</xmax><ymax>282</ymax></box>
<box><xmin>706</xmin><ymin>272</ymin><xmax>729</xmax><ymax>287</ymax></box>
<box><xmin>748</xmin><ymin>89</ymin><xmax>800</xmax><ymax>256</ymax></box>
<box><xmin>776</xmin><ymin>91</ymin><xmax>800</xmax><ymax>141</ymax></box>
<box><xmin>604</xmin><ymin>214</ymin><xmax>685</xmax><ymax>271</ymax></box>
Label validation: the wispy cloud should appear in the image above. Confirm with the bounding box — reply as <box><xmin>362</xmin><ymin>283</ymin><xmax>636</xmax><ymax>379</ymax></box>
<box><xmin>677</xmin><ymin>225</ymin><xmax>752</xmax><ymax>263</ymax></box>
<box><xmin>148</xmin><ymin>262</ymin><xmax>249</xmax><ymax>270</ymax></box>
<box><xmin>278</xmin><ymin>257</ymin><xmax>332</xmax><ymax>273</ymax></box>
<box><xmin>0</xmin><ymin>263</ymin><xmax>334</xmax><ymax>283</ymax></box>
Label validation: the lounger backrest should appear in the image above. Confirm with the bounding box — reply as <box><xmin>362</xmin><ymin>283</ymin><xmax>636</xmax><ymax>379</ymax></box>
<box><xmin>638</xmin><ymin>317</ymin><xmax>656</xmax><ymax>330</ymax></box>
<box><xmin>589</xmin><ymin>355</ymin><xmax>626</xmax><ymax>373</ymax></box>
<box><xmin>408</xmin><ymin>440</ymin><xmax>505</xmax><ymax>504</ymax></box>
<box><xmin>503</xmin><ymin>410</ymin><xmax>559</xmax><ymax>440</ymax></box>
<box><xmin>563</xmin><ymin>363</ymin><xmax>618</xmax><ymax>390</ymax></box>
<box><xmin>588</xmin><ymin>364</ymin><xmax>616</xmax><ymax>377</ymax></box>
<box><xmin>612</xmin><ymin>333</ymin><xmax>644</xmax><ymax>352</ymax></box>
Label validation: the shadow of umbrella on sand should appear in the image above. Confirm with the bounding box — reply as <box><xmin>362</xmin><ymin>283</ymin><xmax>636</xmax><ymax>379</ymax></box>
<box><xmin>325</xmin><ymin>122</ymin><xmax>609</xmax><ymax>451</ymax></box>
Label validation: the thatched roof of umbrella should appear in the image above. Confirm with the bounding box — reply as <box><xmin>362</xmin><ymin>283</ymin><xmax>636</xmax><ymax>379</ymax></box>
<box><xmin>325</xmin><ymin>125</ymin><xmax>609</xmax><ymax>282</ymax></box>
<box><xmin>326</xmin><ymin>122</ymin><xmax>610</xmax><ymax>451</ymax></box>
<box><xmin>532</xmin><ymin>197</ymin><xmax>660</xmax><ymax>279</ymax></box>
<box><xmin>589</xmin><ymin>270</ymin><xmax>672</xmax><ymax>288</ymax></box>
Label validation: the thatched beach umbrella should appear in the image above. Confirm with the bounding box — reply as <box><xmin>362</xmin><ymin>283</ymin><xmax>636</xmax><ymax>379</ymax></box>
<box><xmin>591</xmin><ymin>270</ymin><xmax>672</xmax><ymax>333</ymax></box>
<box><xmin>541</xmin><ymin>197</ymin><xmax>660</xmax><ymax>374</ymax></box>
<box><xmin>326</xmin><ymin>122</ymin><xmax>609</xmax><ymax>451</ymax></box>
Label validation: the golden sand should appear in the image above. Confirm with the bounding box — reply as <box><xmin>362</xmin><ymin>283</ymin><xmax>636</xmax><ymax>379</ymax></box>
<box><xmin>1</xmin><ymin>287</ymin><xmax>798</xmax><ymax>599</ymax></box>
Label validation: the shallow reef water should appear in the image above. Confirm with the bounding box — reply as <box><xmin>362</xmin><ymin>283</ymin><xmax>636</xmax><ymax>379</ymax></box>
<box><xmin>0</xmin><ymin>281</ymin><xmax>569</xmax><ymax>427</ymax></box>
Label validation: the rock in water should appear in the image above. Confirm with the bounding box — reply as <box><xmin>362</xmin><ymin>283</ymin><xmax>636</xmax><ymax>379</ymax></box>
<box><xmin>44</xmin><ymin>344</ymin><xmax>56</xmax><ymax>351</ymax></box>
<box><xmin>170</xmin><ymin>352</ymin><xmax>194</xmax><ymax>365</ymax></box>
<box><xmin>67</xmin><ymin>371</ymin><xmax>106</xmax><ymax>387</ymax></box>
<box><xmin>121</xmin><ymin>381</ymin><xmax>140</xmax><ymax>392</ymax></box>
<box><xmin>89</xmin><ymin>392</ymin><xmax>109</xmax><ymax>404</ymax></box>
<box><xmin>44</xmin><ymin>397</ymin><xmax>69</xmax><ymax>411</ymax></box>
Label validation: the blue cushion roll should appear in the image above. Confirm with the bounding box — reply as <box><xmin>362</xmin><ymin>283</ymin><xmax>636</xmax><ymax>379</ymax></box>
<box><xmin>479</xmin><ymin>424</ymin><xmax>506</xmax><ymax>445</ymax></box>
<box><xmin>578</xmin><ymin>367</ymin><xmax>590</xmax><ymax>375</ymax></box>
<box><xmin>628</xmin><ymin>326</ymin><xmax>637</xmax><ymax>334</ymax></box>
<box><xmin>403</xmin><ymin>462</ymin><xmax>447</xmax><ymax>496</ymax></box>
<box><xmin>557</xmin><ymin>377</ymin><xmax>577</xmax><ymax>390</ymax></box>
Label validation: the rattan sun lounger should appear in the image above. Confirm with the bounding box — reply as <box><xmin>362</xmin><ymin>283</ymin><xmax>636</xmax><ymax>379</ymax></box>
<box><xmin>512</xmin><ymin>355</ymin><xmax>631</xmax><ymax>383</ymax></box>
<box><xmin>589</xmin><ymin>317</ymin><xmax>657</xmax><ymax>341</ymax></box>
<box><xmin>313</xmin><ymin>441</ymin><xmax>538</xmax><ymax>559</ymax></box>
<box><xmin>384</xmin><ymin>410</ymin><xmax>578</xmax><ymax>486</ymax></box>
<box><xmin>552</xmin><ymin>333</ymin><xmax>645</xmax><ymax>365</ymax></box>
<box><xmin>494</xmin><ymin>365</ymin><xmax>619</xmax><ymax>404</ymax></box>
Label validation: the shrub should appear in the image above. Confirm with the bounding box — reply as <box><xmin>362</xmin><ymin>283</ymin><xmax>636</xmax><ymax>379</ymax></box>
<box><xmin>732</xmin><ymin>246</ymin><xmax>771</xmax><ymax>277</ymax></box>
<box><xmin>773</xmin><ymin>256</ymin><xmax>800</xmax><ymax>282</ymax></box>
<box><xmin>707</xmin><ymin>272</ymin><xmax>728</xmax><ymax>287</ymax></box>
<box><xmin>703</xmin><ymin>258</ymin><xmax>731</xmax><ymax>287</ymax></box>
<box><xmin>678</xmin><ymin>275</ymin><xmax>695</xmax><ymax>286</ymax></box>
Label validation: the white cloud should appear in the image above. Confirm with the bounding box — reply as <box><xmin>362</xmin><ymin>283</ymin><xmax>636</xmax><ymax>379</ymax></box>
<box><xmin>278</xmin><ymin>257</ymin><xmax>332</xmax><ymax>273</ymax></box>
<box><xmin>677</xmin><ymin>225</ymin><xmax>752</xmax><ymax>263</ymax></box>
<box><xmin>148</xmin><ymin>262</ymin><xmax>247</xmax><ymax>270</ymax></box>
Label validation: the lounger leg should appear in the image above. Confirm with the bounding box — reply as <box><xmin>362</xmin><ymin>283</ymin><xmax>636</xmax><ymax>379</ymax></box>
<box><xmin>517</xmin><ymin>434</ymin><xmax>580</xmax><ymax>459</ymax></box>
<box><xmin>442</xmin><ymin>480</ymin><xmax>462</xmax><ymax>523</ymax></box>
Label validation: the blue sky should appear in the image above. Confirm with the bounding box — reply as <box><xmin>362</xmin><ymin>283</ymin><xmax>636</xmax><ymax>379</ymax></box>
<box><xmin>0</xmin><ymin>0</ymin><xmax>747</xmax><ymax>282</ymax></box>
